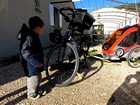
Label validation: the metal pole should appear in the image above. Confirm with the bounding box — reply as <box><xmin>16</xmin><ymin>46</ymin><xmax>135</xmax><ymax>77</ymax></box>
<box><xmin>135</xmin><ymin>0</ymin><xmax>138</xmax><ymax>14</ymax></box>
<box><xmin>135</xmin><ymin>0</ymin><xmax>139</xmax><ymax>24</ymax></box>
<box><xmin>125</xmin><ymin>2</ymin><xmax>128</xmax><ymax>25</ymax></box>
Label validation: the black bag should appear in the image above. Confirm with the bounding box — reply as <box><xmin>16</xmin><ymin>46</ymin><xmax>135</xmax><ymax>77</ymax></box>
<box><xmin>49</xmin><ymin>29</ymin><xmax>62</xmax><ymax>44</ymax></box>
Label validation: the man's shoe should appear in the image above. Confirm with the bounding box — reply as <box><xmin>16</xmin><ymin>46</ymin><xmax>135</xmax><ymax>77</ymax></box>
<box><xmin>28</xmin><ymin>93</ymin><xmax>40</xmax><ymax>100</ymax></box>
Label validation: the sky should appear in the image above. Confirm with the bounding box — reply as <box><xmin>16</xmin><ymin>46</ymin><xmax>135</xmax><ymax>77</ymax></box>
<box><xmin>74</xmin><ymin>0</ymin><xmax>140</xmax><ymax>12</ymax></box>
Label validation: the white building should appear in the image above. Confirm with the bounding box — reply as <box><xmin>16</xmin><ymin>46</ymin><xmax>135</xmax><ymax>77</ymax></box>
<box><xmin>90</xmin><ymin>7</ymin><xmax>138</xmax><ymax>35</ymax></box>
<box><xmin>0</xmin><ymin>0</ymin><xmax>75</xmax><ymax>58</ymax></box>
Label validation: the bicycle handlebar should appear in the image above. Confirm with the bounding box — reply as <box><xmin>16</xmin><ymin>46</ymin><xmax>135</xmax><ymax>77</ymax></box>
<box><xmin>59</xmin><ymin>7</ymin><xmax>75</xmax><ymax>22</ymax></box>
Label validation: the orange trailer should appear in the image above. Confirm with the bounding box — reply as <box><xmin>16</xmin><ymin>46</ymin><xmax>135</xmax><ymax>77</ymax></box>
<box><xmin>102</xmin><ymin>24</ymin><xmax>139</xmax><ymax>60</ymax></box>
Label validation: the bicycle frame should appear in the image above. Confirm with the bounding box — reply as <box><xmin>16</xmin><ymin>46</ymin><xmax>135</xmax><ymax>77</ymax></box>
<box><xmin>57</xmin><ymin>23</ymin><xmax>77</xmax><ymax>64</ymax></box>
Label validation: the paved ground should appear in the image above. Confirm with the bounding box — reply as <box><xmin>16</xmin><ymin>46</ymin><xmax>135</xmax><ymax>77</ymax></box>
<box><xmin>1</xmin><ymin>45</ymin><xmax>140</xmax><ymax>105</ymax></box>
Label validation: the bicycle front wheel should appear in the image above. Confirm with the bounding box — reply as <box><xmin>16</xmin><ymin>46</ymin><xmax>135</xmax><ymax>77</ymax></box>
<box><xmin>127</xmin><ymin>46</ymin><xmax>140</xmax><ymax>68</ymax></box>
<box><xmin>46</xmin><ymin>43</ymin><xmax>79</xmax><ymax>87</ymax></box>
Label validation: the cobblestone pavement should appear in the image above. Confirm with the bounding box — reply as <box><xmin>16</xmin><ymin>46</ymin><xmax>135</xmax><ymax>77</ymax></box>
<box><xmin>0</xmin><ymin>45</ymin><xmax>140</xmax><ymax>105</ymax></box>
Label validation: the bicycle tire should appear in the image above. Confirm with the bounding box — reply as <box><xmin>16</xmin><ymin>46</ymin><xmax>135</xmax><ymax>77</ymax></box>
<box><xmin>127</xmin><ymin>46</ymin><xmax>140</xmax><ymax>68</ymax></box>
<box><xmin>45</xmin><ymin>43</ymin><xmax>79</xmax><ymax>87</ymax></box>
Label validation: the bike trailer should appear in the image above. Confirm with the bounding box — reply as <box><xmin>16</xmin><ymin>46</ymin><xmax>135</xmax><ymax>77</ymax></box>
<box><xmin>102</xmin><ymin>24</ymin><xmax>140</xmax><ymax>60</ymax></box>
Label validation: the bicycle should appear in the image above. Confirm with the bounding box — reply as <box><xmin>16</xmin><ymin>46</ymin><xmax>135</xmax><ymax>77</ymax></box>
<box><xmin>127</xmin><ymin>46</ymin><xmax>140</xmax><ymax>68</ymax></box>
<box><xmin>45</xmin><ymin>7</ymin><xmax>95</xmax><ymax>87</ymax></box>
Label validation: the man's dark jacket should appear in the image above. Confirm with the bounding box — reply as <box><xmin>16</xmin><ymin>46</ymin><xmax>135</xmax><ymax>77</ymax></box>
<box><xmin>17</xmin><ymin>24</ymin><xmax>44</xmax><ymax>77</ymax></box>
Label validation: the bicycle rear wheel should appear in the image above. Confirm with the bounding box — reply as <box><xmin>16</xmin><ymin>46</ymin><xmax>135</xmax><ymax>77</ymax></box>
<box><xmin>46</xmin><ymin>43</ymin><xmax>79</xmax><ymax>87</ymax></box>
<box><xmin>127</xmin><ymin>46</ymin><xmax>140</xmax><ymax>68</ymax></box>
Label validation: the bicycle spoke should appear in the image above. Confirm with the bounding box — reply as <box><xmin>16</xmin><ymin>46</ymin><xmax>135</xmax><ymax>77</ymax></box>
<box><xmin>46</xmin><ymin>43</ymin><xmax>79</xmax><ymax>87</ymax></box>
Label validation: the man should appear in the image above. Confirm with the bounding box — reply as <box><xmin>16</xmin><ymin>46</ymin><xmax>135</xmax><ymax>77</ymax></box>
<box><xmin>17</xmin><ymin>16</ymin><xmax>46</xmax><ymax>100</ymax></box>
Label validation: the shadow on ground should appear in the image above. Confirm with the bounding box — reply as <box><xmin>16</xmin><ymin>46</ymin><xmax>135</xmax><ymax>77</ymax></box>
<box><xmin>0</xmin><ymin>76</ymin><xmax>54</xmax><ymax>105</ymax></box>
<box><xmin>0</xmin><ymin>61</ymin><xmax>54</xmax><ymax>104</ymax></box>
<box><xmin>69</xmin><ymin>56</ymin><xmax>104</xmax><ymax>86</ymax></box>
<box><xmin>107</xmin><ymin>72</ymin><xmax>140</xmax><ymax>105</ymax></box>
<box><xmin>0</xmin><ymin>62</ymin><xmax>23</xmax><ymax>86</ymax></box>
<box><xmin>0</xmin><ymin>49</ymin><xmax>53</xmax><ymax>104</ymax></box>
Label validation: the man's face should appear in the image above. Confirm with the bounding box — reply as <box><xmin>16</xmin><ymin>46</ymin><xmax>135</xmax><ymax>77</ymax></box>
<box><xmin>34</xmin><ymin>25</ymin><xmax>45</xmax><ymax>35</ymax></box>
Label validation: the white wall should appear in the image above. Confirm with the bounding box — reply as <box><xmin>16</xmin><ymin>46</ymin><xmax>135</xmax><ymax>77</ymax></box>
<box><xmin>0</xmin><ymin>0</ymin><xmax>74</xmax><ymax>58</ymax></box>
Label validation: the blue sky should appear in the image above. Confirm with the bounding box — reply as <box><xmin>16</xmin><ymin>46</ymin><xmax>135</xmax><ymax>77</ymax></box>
<box><xmin>74</xmin><ymin>0</ymin><xmax>140</xmax><ymax>12</ymax></box>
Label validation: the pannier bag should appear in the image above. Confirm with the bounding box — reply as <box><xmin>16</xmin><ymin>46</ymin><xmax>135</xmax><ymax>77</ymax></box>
<box><xmin>73</xmin><ymin>9</ymin><xmax>95</xmax><ymax>30</ymax></box>
<box><xmin>49</xmin><ymin>29</ymin><xmax>62</xmax><ymax>44</ymax></box>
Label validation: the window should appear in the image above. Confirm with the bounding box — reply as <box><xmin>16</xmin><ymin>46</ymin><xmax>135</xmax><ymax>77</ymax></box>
<box><xmin>118</xmin><ymin>31</ymin><xmax>137</xmax><ymax>47</ymax></box>
<box><xmin>49</xmin><ymin>4</ymin><xmax>62</xmax><ymax>27</ymax></box>
<box><xmin>108</xmin><ymin>30</ymin><xmax>125</xmax><ymax>45</ymax></box>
